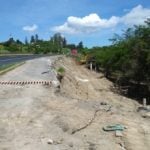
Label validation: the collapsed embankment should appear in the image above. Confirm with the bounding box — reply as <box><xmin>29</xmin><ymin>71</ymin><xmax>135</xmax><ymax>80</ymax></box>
<box><xmin>54</xmin><ymin>56</ymin><xmax>114</xmax><ymax>101</ymax></box>
<box><xmin>53</xmin><ymin>56</ymin><xmax>150</xmax><ymax>150</ymax></box>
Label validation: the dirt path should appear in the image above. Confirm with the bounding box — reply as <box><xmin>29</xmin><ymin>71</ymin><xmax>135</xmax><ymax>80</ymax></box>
<box><xmin>0</xmin><ymin>56</ymin><xmax>149</xmax><ymax>150</ymax></box>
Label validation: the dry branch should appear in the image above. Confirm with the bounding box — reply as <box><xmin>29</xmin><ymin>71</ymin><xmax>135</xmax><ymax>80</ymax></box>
<box><xmin>71</xmin><ymin>109</ymin><xmax>101</xmax><ymax>134</ymax></box>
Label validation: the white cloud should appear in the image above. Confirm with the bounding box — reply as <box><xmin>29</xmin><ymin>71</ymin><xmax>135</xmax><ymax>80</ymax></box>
<box><xmin>52</xmin><ymin>13</ymin><xmax>119</xmax><ymax>34</ymax></box>
<box><xmin>52</xmin><ymin>5</ymin><xmax>150</xmax><ymax>34</ymax></box>
<box><xmin>23</xmin><ymin>24</ymin><xmax>38</xmax><ymax>32</ymax></box>
<box><xmin>121</xmin><ymin>5</ymin><xmax>150</xmax><ymax>26</ymax></box>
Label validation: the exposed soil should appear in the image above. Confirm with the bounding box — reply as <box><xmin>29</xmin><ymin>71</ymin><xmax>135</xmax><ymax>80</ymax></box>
<box><xmin>0</xmin><ymin>56</ymin><xmax>150</xmax><ymax>150</ymax></box>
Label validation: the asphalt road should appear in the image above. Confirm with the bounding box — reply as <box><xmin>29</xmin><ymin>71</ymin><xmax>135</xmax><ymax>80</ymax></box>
<box><xmin>0</xmin><ymin>55</ymin><xmax>44</xmax><ymax>66</ymax></box>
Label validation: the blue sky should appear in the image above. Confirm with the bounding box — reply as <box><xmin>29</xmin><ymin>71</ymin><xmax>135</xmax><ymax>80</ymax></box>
<box><xmin>0</xmin><ymin>0</ymin><xmax>150</xmax><ymax>47</ymax></box>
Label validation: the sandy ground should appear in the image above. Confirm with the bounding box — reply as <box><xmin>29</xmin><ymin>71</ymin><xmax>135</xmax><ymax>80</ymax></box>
<box><xmin>0</xmin><ymin>56</ymin><xmax>150</xmax><ymax>150</ymax></box>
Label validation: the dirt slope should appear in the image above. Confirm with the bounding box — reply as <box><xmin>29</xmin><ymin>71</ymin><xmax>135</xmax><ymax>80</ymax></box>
<box><xmin>54</xmin><ymin>56</ymin><xmax>150</xmax><ymax>150</ymax></box>
<box><xmin>0</xmin><ymin>56</ymin><xmax>149</xmax><ymax>150</ymax></box>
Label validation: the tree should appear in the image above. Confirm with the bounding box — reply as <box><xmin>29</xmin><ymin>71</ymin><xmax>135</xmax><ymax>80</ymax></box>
<box><xmin>50</xmin><ymin>33</ymin><xmax>65</xmax><ymax>53</ymax></box>
<box><xmin>77</xmin><ymin>41</ymin><xmax>84</xmax><ymax>50</ymax></box>
<box><xmin>30</xmin><ymin>35</ymin><xmax>35</xmax><ymax>44</ymax></box>
<box><xmin>88</xmin><ymin>18</ymin><xmax>150</xmax><ymax>101</ymax></box>
<box><xmin>16</xmin><ymin>39</ymin><xmax>22</xmax><ymax>45</ymax></box>
<box><xmin>66</xmin><ymin>44</ymin><xmax>76</xmax><ymax>49</ymax></box>
<box><xmin>3</xmin><ymin>37</ymin><xmax>15</xmax><ymax>47</ymax></box>
<box><xmin>35</xmin><ymin>34</ymin><xmax>39</xmax><ymax>43</ymax></box>
<box><xmin>25</xmin><ymin>37</ymin><xmax>28</xmax><ymax>45</ymax></box>
<box><xmin>62</xmin><ymin>37</ymin><xmax>67</xmax><ymax>48</ymax></box>
<box><xmin>0</xmin><ymin>32</ymin><xmax>69</xmax><ymax>54</ymax></box>
<box><xmin>145</xmin><ymin>18</ymin><xmax>150</xmax><ymax>26</ymax></box>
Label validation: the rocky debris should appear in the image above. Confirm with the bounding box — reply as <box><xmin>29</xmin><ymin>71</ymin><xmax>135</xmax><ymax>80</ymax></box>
<box><xmin>68</xmin><ymin>142</ymin><xmax>73</xmax><ymax>147</ymax></box>
<box><xmin>142</xmin><ymin>112</ymin><xmax>150</xmax><ymax>118</ymax></box>
<box><xmin>52</xmin><ymin>80</ymin><xmax>60</xmax><ymax>88</ymax></box>
<box><xmin>46</xmin><ymin>138</ymin><xmax>64</xmax><ymax>145</ymax></box>
<box><xmin>137</xmin><ymin>106</ymin><xmax>150</xmax><ymax>118</ymax></box>
<box><xmin>115</xmin><ymin>130</ymin><xmax>123</xmax><ymax>137</ymax></box>
<box><xmin>47</xmin><ymin>139</ymin><xmax>54</xmax><ymax>144</ymax></box>
<box><xmin>137</xmin><ymin>106</ymin><xmax>150</xmax><ymax>112</ymax></box>
<box><xmin>100</xmin><ymin>102</ymin><xmax>108</xmax><ymax>105</ymax></box>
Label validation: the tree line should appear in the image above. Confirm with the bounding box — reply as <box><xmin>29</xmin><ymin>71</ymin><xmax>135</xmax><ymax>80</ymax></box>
<box><xmin>0</xmin><ymin>33</ymin><xmax>84</xmax><ymax>54</ymax></box>
<box><xmin>87</xmin><ymin>19</ymin><xmax>150</xmax><ymax>102</ymax></box>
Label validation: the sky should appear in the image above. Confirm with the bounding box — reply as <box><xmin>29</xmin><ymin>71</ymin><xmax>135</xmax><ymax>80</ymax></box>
<box><xmin>0</xmin><ymin>0</ymin><xmax>150</xmax><ymax>47</ymax></box>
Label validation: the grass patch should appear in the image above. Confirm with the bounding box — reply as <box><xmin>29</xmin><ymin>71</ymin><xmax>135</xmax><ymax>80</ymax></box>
<box><xmin>57</xmin><ymin>67</ymin><xmax>65</xmax><ymax>74</ymax></box>
<box><xmin>0</xmin><ymin>62</ymin><xmax>25</xmax><ymax>75</ymax></box>
<box><xmin>56</xmin><ymin>67</ymin><xmax>65</xmax><ymax>82</ymax></box>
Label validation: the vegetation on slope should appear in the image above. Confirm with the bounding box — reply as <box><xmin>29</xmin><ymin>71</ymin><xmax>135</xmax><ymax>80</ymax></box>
<box><xmin>88</xmin><ymin>19</ymin><xmax>150</xmax><ymax>102</ymax></box>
